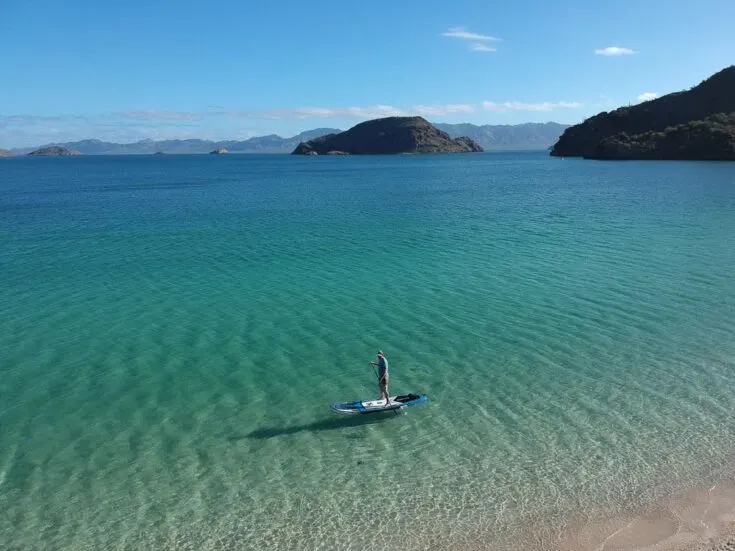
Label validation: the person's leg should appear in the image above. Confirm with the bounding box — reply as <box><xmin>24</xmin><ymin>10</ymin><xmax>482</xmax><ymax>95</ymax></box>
<box><xmin>381</xmin><ymin>379</ymin><xmax>390</xmax><ymax>405</ymax></box>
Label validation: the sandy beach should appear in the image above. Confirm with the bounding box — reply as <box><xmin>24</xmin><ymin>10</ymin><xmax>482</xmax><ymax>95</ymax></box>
<box><xmin>494</xmin><ymin>477</ymin><xmax>735</xmax><ymax>551</ymax></box>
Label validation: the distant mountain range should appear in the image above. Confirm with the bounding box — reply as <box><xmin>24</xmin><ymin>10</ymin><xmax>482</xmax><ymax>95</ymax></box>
<box><xmin>8</xmin><ymin>122</ymin><xmax>569</xmax><ymax>155</ymax></box>
<box><xmin>8</xmin><ymin>128</ymin><xmax>341</xmax><ymax>156</ymax></box>
<box><xmin>435</xmin><ymin>122</ymin><xmax>569</xmax><ymax>151</ymax></box>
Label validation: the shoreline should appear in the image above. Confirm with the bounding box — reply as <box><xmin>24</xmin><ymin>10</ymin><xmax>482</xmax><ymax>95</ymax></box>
<box><xmin>492</xmin><ymin>476</ymin><xmax>735</xmax><ymax>551</ymax></box>
<box><xmin>558</xmin><ymin>482</ymin><xmax>735</xmax><ymax>551</ymax></box>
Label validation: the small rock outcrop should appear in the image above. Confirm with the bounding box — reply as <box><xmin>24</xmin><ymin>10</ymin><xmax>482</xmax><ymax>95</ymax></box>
<box><xmin>550</xmin><ymin>65</ymin><xmax>735</xmax><ymax>160</ymax></box>
<box><xmin>27</xmin><ymin>146</ymin><xmax>81</xmax><ymax>156</ymax></box>
<box><xmin>210</xmin><ymin>148</ymin><xmax>228</xmax><ymax>155</ymax></box>
<box><xmin>292</xmin><ymin>116</ymin><xmax>483</xmax><ymax>155</ymax></box>
<box><xmin>0</xmin><ymin>148</ymin><xmax>12</xmax><ymax>157</ymax></box>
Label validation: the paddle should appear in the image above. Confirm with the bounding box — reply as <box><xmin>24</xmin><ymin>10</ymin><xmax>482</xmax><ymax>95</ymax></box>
<box><xmin>369</xmin><ymin>361</ymin><xmax>379</xmax><ymax>382</ymax></box>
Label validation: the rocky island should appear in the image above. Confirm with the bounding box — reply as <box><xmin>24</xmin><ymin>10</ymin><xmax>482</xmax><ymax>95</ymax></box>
<box><xmin>27</xmin><ymin>146</ymin><xmax>81</xmax><ymax>156</ymax></box>
<box><xmin>0</xmin><ymin>148</ymin><xmax>13</xmax><ymax>157</ymax></box>
<box><xmin>209</xmin><ymin>148</ymin><xmax>228</xmax><ymax>155</ymax></box>
<box><xmin>550</xmin><ymin>65</ymin><xmax>735</xmax><ymax>160</ymax></box>
<box><xmin>291</xmin><ymin>116</ymin><xmax>483</xmax><ymax>155</ymax></box>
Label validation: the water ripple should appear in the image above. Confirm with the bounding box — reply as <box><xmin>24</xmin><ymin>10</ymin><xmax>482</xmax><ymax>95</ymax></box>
<box><xmin>1</xmin><ymin>154</ymin><xmax>735</xmax><ymax>550</ymax></box>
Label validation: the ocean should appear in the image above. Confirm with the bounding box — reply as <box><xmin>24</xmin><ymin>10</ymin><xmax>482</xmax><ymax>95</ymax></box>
<box><xmin>1</xmin><ymin>152</ymin><xmax>734</xmax><ymax>550</ymax></box>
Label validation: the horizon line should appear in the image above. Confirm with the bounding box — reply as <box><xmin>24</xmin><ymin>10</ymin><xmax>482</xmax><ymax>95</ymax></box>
<box><xmin>3</xmin><ymin>120</ymin><xmax>570</xmax><ymax>151</ymax></box>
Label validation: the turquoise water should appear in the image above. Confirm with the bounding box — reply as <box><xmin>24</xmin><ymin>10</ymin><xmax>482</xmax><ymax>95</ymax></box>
<box><xmin>1</xmin><ymin>153</ymin><xmax>735</xmax><ymax>550</ymax></box>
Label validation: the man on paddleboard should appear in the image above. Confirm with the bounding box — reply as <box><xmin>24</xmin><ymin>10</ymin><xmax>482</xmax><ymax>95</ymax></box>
<box><xmin>370</xmin><ymin>351</ymin><xmax>390</xmax><ymax>406</ymax></box>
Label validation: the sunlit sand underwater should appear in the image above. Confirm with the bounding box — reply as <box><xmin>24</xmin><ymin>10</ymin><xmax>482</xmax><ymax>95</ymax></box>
<box><xmin>2</xmin><ymin>153</ymin><xmax>735</xmax><ymax>549</ymax></box>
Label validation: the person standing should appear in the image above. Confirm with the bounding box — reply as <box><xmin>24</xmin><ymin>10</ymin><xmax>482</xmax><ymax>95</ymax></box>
<box><xmin>370</xmin><ymin>351</ymin><xmax>390</xmax><ymax>405</ymax></box>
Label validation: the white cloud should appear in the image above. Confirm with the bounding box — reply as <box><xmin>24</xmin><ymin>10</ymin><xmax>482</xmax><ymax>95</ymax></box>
<box><xmin>228</xmin><ymin>104</ymin><xmax>476</xmax><ymax>120</ymax></box>
<box><xmin>471</xmin><ymin>43</ymin><xmax>496</xmax><ymax>52</ymax></box>
<box><xmin>441</xmin><ymin>27</ymin><xmax>500</xmax><ymax>42</ymax></box>
<box><xmin>116</xmin><ymin>110</ymin><xmax>201</xmax><ymax>121</ymax></box>
<box><xmin>636</xmin><ymin>92</ymin><xmax>658</xmax><ymax>102</ymax></box>
<box><xmin>251</xmin><ymin>105</ymin><xmax>407</xmax><ymax>120</ymax></box>
<box><xmin>5</xmin><ymin>100</ymin><xmax>590</xmax><ymax>147</ymax></box>
<box><xmin>594</xmin><ymin>46</ymin><xmax>636</xmax><ymax>56</ymax></box>
<box><xmin>482</xmin><ymin>101</ymin><xmax>583</xmax><ymax>112</ymax></box>
<box><xmin>413</xmin><ymin>104</ymin><xmax>475</xmax><ymax>116</ymax></box>
<box><xmin>3</xmin><ymin>101</ymin><xmax>569</xmax><ymax>134</ymax></box>
<box><xmin>342</xmin><ymin>105</ymin><xmax>407</xmax><ymax>118</ymax></box>
<box><xmin>0</xmin><ymin>114</ymin><xmax>87</xmax><ymax>126</ymax></box>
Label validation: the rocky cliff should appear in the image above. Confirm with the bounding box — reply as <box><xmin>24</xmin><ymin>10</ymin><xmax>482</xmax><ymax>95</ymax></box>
<box><xmin>550</xmin><ymin>65</ymin><xmax>735</xmax><ymax>160</ymax></box>
<box><xmin>292</xmin><ymin>116</ymin><xmax>483</xmax><ymax>155</ymax></box>
<box><xmin>28</xmin><ymin>146</ymin><xmax>82</xmax><ymax>156</ymax></box>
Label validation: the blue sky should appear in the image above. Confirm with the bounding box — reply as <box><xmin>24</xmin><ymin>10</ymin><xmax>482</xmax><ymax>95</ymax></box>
<box><xmin>1</xmin><ymin>0</ymin><xmax>733</xmax><ymax>147</ymax></box>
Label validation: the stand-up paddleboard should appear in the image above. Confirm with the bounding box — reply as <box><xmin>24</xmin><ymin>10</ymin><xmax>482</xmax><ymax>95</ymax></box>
<box><xmin>330</xmin><ymin>393</ymin><xmax>428</xmax><ymax>415</ymax></box>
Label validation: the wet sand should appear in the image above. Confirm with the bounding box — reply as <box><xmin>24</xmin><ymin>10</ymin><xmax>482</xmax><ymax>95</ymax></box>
<box><xmin>549</xmin><ymin>479</ymin><xmax>735</xmax><ymax>551</ymax></box>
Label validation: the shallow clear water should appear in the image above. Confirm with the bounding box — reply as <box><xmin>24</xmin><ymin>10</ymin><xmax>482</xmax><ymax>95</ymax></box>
<box><xmin>1</xmin><ymin>153</ymin><xmax>735</xmax><ymax>550</ymax></box>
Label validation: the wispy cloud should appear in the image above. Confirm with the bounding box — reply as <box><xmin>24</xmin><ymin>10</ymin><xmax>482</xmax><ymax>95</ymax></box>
<box><xmin>636</xmin><ymin>92</ymin><xmax>658</xmax><ymax>102</ymax></box>
<box><xmin>1</xmin><ymin>118</ymin><xmax>261</xmax><ymax>148</ymax></box>
<box><xmin>3</xmin><ymin>100</ymin><xmax>583</xmax><ymax>148</ymax></box>
<box><xmin>3</xmin><ymin>101</ymin><xmax>573</xmax><ymax>131</ymax></box>
<box><xmin>594</xmin><ymin>46</ymin><xmax>636</xmax><ymax>56</ymax></box>
<box><xmin>115</xmin><ymin>110</ymin><xmax>201</xmax><ymax>121</ymax></box>
<box><xmin>413</xmin><ymin>104</ymin><xmax>475</xmax><ymax>116</ymax></box>
<box><xmin>1</xmin><ymin>104</ymin><xmax>478</xmax><ymax>133</ymax></box>
<box><xmin>228</xmin><ymin>104</ymin><xmax>476</xmax><ymax>120</ymax></box>
<box><xmin>441</xmin><ymin>27</ymin><xmax>501</xmax><ymax>42</ymax></box>
<box><xmin>471</xmin><ymin>43</ymin><xmax>496</xmax><ymax>53</ymax></box>
<box><xmin>0</xmin><ymin>114</ymin><xmax>88</xmax><ymax>126</ymax></box>
<box><xmin>241</xmin><ymin>105</ymin><xmax>407</xmax><ymax>120</ymax></box>
<box><xmin>482</xmin><ymin>101</ymin><xmax>583</xmax><ymax>112</ymax></box>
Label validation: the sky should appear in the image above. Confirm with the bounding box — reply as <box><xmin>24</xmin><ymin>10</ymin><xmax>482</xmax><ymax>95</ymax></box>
<box><xmin>1</xmin><ymin>0</ymin><xmax>733</xmax><ymax>147</ymax></box>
